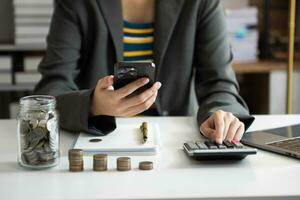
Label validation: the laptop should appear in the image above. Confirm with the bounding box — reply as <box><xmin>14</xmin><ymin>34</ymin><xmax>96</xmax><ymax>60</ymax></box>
<box><xmin>241</xmin><ymin>124</ymin><xmax>300</xmax><ymax>159</ymax></box>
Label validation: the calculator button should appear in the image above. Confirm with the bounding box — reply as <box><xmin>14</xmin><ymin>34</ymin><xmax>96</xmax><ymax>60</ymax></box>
<box><xmin>231</xmin><ymin>140</ymin><xmax>244</xmax><ymax>148</ymax></box>
<box><xmin>217</xmin><ymin>144</ymin><xmax>227</xmax><ymax>149</ymax></box>
<box><xmin>223</xmin><ymin>140</ymin><xmax>234</xmax><ymax>148</ymax></box>
<box><xmin>196</xmin><ymin>142</ymin><xmax>209</xmax><ymax>149</ymax></box>
<box><xmin>204</xmin><ymin>141</ymin><xmax>218</xmax><ymax>149</ymax></box>
<box><xmin>185</xmin><ymin>142</ymin><xmax>199</xmax><ymax>150</ymax></box>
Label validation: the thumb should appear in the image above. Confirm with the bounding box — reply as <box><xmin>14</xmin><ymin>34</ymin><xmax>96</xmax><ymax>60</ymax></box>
<box><xmin>98</xmin><ymin>75</ymin><xmax>114</xmax><ymax>89</ymax></box>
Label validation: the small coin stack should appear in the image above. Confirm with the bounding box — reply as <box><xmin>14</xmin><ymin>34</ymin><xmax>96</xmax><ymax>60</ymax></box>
<box><xmin>93</xmin><ymin>154</ymin><xmax>108</xmax><ymax>171</ymax></box>
<box><xmin>68</xmin><ymin>149</ymin><xmax>83</xmax><ymax>172</ymax></box>
<box><xmin>117</xmin><ymin>157</ymin><xmax>131</xmax><ymax>171</ymax></box>
<box><xmin>139</xmin><ymin>161</ymin><xmax>153</xmax><ymax>170</ymax></box>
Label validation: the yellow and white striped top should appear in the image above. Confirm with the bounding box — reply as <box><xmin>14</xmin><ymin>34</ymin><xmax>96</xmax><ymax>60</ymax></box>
<box><xmin>123</xmin><ymin>20</ymin><xmax>154</xmax><ymax>62</ymax></box>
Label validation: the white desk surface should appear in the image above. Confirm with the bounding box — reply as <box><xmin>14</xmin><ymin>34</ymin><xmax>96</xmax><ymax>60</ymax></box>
<box><xmin>0</xmin><ymin>115</ymin><xmax>300</xmax><ymax>200</ymax></box>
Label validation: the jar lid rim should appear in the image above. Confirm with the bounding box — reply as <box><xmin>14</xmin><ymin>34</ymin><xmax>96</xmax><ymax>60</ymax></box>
<box><xmin>20</xmin><ymin>95</ymin><xmax>56</xmax><ymax>109</ymax></box>
<box><xmin>20</xmin><ymin>95</ymin><xmax>56</xmax><ymax>102</ymax></box>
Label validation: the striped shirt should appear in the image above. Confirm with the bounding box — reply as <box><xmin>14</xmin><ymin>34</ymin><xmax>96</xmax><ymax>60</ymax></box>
<box><xmin>123</xmin><ymin>20</ymin><xmax>154</xmax><ymax>62</ymax></box>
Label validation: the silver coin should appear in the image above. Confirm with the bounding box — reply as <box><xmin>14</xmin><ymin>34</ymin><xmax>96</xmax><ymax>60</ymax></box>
<box><xmin>28</xmin><ymin>129</ymin><xmax>43</xmax><ymax>143</ymax></box>
<box><xmin>47</xmin><ymin>119</ymin><xmax>58</xmax><ymax>150</ymax></box>
<box><xmin>20</xmin><ymin>134</ymin><xmax>29</xmax><ymax>150</ymax></box>
<box><xmin>35</xmin><ymin>147</ymin><xmax>45</xmax><ymax>154</ymax></box>
<box><xmin>24</xmin><ymin>113</ymin><xmax>32</xmax><ymax>121</ymax></box>
<box><xmin>29</xmin><ymin>138</ymin><xmax>41</xmax><ymax>149</ymax></box>
<box><xmin>35</xmin><ymin>139</ymin><xmax>45</xmax><ymax>149</ymax></box>
<box><xmin>35</xmin><ymin>127</ymin><xmax>47</xmax><ymax>139</ymax></box>
<box><xmin>38</xmin><ymin>111</ymin><xmax>47</xmax><ymax>121</ymax></box>
<box><xmin>22</xmin><ymin>146</ymin><xmax>34</xmax><ymax>154</ymax></box>
<box><xmin>47</xmin><ymin>118</ymin><xmax>57</xmax><ymax>135</ymax></box>
<box><xmin>26</xmin><ymin>131</ymin><xmax>33</xmax><ymax>144</ymax></box>
<box><xmin>23</xmin><ymin>150</ymin><xmax>39</xmax><ymax>164</ymax></box>
<box><xmin>20</xmin><ymin>120</ymin><xmax>31</xmax><ymax>135</ymax></box>
<box><xmin>49</xmin><ymin>134</ymin><xmax>58</xmax><ymax>151</ymax></box>
<box><xmin>38</xmin><ymin>152</ymin><xmax>55</xmax><ymax>161</ymax></box>
<box><xmin>29</xmin><ymin>119</ymin><xmax>39</xmax><ymax>129</ymax></box>
<box><xmin>43</xmin><ymin>143</ymin><xmax>53</xmax><ymax>153</ymax></box>
<box><xmin>38</xmin><ymin>119</ymin><xmax>47</xmax><ymax>128</ymax></box>
<box><xmin>29</xmin><ymin>128</ymin><xmax>46</xmax><ymax>148</ymax></box>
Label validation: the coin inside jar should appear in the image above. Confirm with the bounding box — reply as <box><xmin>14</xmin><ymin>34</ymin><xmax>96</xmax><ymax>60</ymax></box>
<box><xmin>17</xmin><ymin>95</ymin><xmax>59</xmax><ymax>169</ymax></box>
<box><xmin>139</xmin><ymin>161</ymin><xmax>153</xmax><ymax>170</ymax></box>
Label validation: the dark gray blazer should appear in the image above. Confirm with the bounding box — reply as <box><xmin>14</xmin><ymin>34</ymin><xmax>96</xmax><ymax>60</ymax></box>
<box><xmin>34</xmin><ymin>0</ymin><xmax>254</xmax><ymax>135</ymax></box>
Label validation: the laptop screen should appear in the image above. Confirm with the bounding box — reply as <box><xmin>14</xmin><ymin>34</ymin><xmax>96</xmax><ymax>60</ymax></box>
<box><xmin>262</xmin><ymin>124</ymin><xmax>300</xmax><ymax>138</ymax></box>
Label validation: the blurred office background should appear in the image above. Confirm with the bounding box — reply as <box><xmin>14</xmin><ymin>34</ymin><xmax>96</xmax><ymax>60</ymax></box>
<box><xmin>0</xmin><ymin>0</ymin><xmax>299</xmax><ymax>119</ymax></box>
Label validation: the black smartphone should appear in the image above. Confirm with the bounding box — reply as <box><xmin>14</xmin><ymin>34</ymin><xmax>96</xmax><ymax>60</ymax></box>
<box><xmin>114</xmin><ymin>61</ymin><xmax>156</xmax><ymax>95</ymax></box>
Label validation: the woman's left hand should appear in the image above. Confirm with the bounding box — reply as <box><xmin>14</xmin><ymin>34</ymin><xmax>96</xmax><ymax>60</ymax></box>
<box><xmin>200</xmin><ymin>110</ymin><xmax>245</xmax><ymax>144</ymax></box>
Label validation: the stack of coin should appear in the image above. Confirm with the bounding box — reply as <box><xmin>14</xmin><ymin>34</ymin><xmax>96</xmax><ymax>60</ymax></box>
<box><xmin>93</xmin><ymin>154</ymin><xmax>108</xmax><ymax>171</ymax></box>
<box><xmin>139</xmin><ymin>161</ymin><xmax>153</xmax><ymax>170</ymax></box>
<box><xmin>117</xmin><ymin>157</ymin><xmax>131</xmax><ymax>171</ymax></box>
<box><xmin>68</xmin><ymin>149</ymin><xmax>83</xmax><ymax>172</ymax></box>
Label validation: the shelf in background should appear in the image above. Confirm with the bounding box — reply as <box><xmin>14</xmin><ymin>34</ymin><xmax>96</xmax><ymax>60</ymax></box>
<box><xmin>233</xmin><ymin>60</ymin><xmax>300</xmax><ymax>74</ymax></box>
<box><xmin>0</xmin><ymin>83</ymin><xmax>36</xmax><ymax>92</ymax></box>
<box><xmin>0</xmin><ymin>44</ymin><xmax>46</xmax><ymax>52</ymax></box>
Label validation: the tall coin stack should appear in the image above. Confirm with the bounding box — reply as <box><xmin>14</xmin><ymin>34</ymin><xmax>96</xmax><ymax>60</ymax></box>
<box><xmin>117</xmin><ymin>157</ymin><xmax>131</xmax><ymax>171</ymax></box>
<box><xmin>68</xmin><ymin>149</ymin><xmax>83</xmax><ymax>172</ymax></box>
<box><xmin>93</xmin><ymin>154</ymin><xmax>108</xmax><ymax>171</ymax></box>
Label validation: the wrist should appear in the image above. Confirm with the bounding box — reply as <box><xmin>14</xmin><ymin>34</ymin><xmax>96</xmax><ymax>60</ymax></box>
<box><xmin>90</xmin><ymin>91</ymin><xmax>100</xmax><ymax>116</ymax></box>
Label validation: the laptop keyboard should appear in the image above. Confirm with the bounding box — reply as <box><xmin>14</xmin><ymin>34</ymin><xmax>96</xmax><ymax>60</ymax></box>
<box><xmin>268</xmin><ymin>137</ymin><xmax>300</xmax><ymax>153</ymax></box>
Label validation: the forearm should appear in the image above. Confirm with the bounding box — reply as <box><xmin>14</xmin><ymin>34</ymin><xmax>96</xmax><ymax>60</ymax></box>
<box><xmin>194</xmin><ymin>0</ymin><xmax>254</xmax><ymax>130</ymax></box>
<box><xmin>33</xmin><ymin>0</ymin><xmax>117</xmax><ymax>135</ymax></box>
<box><xmin>34</xmin><ymin>80</ymin><xmax>116</xmax><ymax>135</ymax></box>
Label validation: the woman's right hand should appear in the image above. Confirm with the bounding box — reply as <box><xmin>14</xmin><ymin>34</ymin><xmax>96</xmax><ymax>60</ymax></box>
<box><xmin>90</xmin><ymin>75</ymin><xmax>162</xmax><ymax>117</ymax></box>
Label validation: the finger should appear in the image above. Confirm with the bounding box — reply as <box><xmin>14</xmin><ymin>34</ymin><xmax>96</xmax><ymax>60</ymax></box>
<box><xmin>115</xmin><ymin>78</ymin><xmax>150</xmax><ymax>98</ymax></box>
<box><xmin>123</xmin><ymin>92</ymin><xmax>157</xmax><ymax>116</ymax></box>
<box><xmin>200</xmin><ymin>121</ymin><xmax>215</xmax><ymax>139</ymax></box>
<box><xmin>98</xmin><ymin>75</ymin><xmax>114</xmax><ymax>89</ymax></box>
<box><xmin>225</xmin><ymin>118</ymin><xmax>240</xmax><ymax>142</ymax></box>
<box><xmin>233</xmin><ymin>123</ymin><xmax>245</xmax><ymax>141</ymax></box>
<box><xmin>122</xmin><ymin>82</ymin><xmax>161</xmax><ymax>108</ymax></box>
<box><xmin>222</xmin><ymin>113</ymin><xmax>234</xmax><ymax>140</ymax></box>
<box><xmin>106</xmin><ymin>76</ymin><xmax>115</xmax><ymax>90</ymax></box>
<box><xmin>213</xmin><ymin>111</ymin><xmax>225</xmax><ymax>144</ymax></box>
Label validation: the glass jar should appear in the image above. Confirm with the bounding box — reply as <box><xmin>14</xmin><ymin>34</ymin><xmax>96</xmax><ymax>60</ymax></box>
<box><xmin>17</xmin><ymin>95</ymin><xmax>60</xmax><ymax>169</ymax></box>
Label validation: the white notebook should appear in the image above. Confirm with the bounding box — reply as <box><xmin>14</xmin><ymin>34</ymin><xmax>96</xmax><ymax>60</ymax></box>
<box><xmin>73</xmin><ymin>122</ymin><xmax>160</xmax><ymax>155</ymax></box>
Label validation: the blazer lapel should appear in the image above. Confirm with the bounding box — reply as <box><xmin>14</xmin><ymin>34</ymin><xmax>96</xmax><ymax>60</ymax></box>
<box><xmin>96</xmin><ymin>0</ymin><xmax>123</xmax><ymax>61</ymax></box>
<box><xmin>154</xmin><ymin>0</ymin><xmax>184</xmax><ymax>76</ymax></box>
<box><xmin>96</xmin><ymin>0</ymin><xmax>184</xmax><ymax>70</ymax></box>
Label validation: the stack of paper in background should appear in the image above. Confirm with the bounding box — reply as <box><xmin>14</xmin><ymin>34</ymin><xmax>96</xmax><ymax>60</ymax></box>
<box><xmin>15</xmin><ymin>56</ymin><xmax>42</xmax><ymax>84</ymax></box>
<box><xmin>0</xmin><ymin>56</ymin><xmax>12</xmax><ymax>84</ymax></box>
<box><xmin>13</xmin><ymin>0</ymin><xmax>54</xmax><ymax>45</ymax></box>
<box><xmin>225</xmin><ymin>7</ymin><xmax>258</xmax><ymax>63</ymax></box>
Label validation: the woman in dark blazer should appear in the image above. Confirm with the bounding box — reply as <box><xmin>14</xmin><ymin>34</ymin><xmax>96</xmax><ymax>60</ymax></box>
<box><xmin>34</xmin><ymin>0</ymin><xmax>254</xmax><ymax>144</ymax></box>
